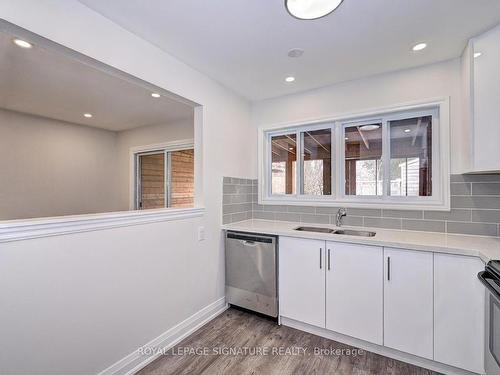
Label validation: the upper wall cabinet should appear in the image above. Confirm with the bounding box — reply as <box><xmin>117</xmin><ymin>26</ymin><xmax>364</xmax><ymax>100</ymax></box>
<box><xmin>465</xmin><ymin>24</ymin><xmax>500</xmax><ymax>172</ymax></box>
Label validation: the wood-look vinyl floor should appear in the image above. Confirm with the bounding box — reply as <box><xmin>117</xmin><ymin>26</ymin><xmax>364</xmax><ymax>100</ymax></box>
<box><xmin>138</xmin><ymin>308</ymin><xmax>440</xmax><ymax>375</ymax></box>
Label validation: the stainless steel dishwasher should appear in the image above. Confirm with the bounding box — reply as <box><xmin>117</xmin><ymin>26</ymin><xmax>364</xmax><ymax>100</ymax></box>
<box><xmin>225</xmin><ymin>231</ymin><xmax>278</xmax><ymax>317</ymax></box>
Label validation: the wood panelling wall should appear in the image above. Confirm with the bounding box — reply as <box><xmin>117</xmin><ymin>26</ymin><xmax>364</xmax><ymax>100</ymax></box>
<box><xmin>170</xmin><ymin>149</ymin><xmax>194</xmax><ymax>208</ymax></box>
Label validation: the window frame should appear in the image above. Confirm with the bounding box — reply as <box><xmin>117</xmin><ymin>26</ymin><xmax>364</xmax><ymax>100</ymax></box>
<box><xmin>258</xmin><ymin>98</ymin><xmax>450</xmax><ymax>211</ymax></box>
<box><xmin>129</xmin><ymin>139</ymin><xmax>194</xmax><ymax>210</ymax></box>
<box><xmin>265</xmin><ymin>122</ymin><xmax>336</xmax><ymax>203</ymax></box>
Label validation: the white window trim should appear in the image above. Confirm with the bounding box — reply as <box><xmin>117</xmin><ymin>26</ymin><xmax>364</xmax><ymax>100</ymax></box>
<box><xmin>258</xmin><ymin>97</ymin><xmax>450</xmax><ymax>211</ymax></box>
<box><xmin>129</xmin><ymin>139</ymin><xmax>194</xmax><ymax>210</ymax></box>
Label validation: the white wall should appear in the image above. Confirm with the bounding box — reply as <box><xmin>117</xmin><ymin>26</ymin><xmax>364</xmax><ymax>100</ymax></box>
<box><xmin>251</xmin><ymin>59</ymin><xmax>465</xmax><ymax>174</ymax></box>
<box><xmin>0</xmin><ymin>1</ymin><xmax>254</xmax><ymax>375</ymax></box>
<box><xmin>0</xmin><ymin>108</ymin><xmax>120</xmax><ymax>219</ymax></box>
<box><xmin>114</xmin><ymin>119</ymin><xmax>194</xmax><ymax>210</ymax></box>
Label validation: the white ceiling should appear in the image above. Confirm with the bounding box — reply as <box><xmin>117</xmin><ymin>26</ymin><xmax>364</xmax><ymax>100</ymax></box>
<box><xmin>0</xmin><ymin>31</ymin><xmax>194</xmax><ymax>131</ymax></box>
<box><xmin>78</xmin><ymin>0</ymin><xmax>500</xmax><ymax>101</ymax></box>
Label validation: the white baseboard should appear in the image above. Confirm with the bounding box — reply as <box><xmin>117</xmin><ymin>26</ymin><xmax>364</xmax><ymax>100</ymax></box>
<box><xmin>281</xmin><ymin>317</ymin><xmax>478</xmax><ymax>375</ymax></box>
<box><xmin>98</xmin><ymin>297</ymin><xmax>228</xmax><ymax>375</ymax></box>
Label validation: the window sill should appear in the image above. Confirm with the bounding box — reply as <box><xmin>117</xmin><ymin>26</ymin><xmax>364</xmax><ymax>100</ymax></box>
<box><xmin>0</xmin><ymin>207</ymin><xmax>205</xmax><ymax>243</ymax></box>
<box><xmin>259</xmin><ymin>196</ymin><xmax>450</xmax><ymax>212</ymax></box>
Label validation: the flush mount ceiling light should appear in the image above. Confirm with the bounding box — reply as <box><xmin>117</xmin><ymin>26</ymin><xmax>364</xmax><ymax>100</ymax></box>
<box><xmin>404</xmin><ymin>129</ymin><xmax>411</xmax><ymax>133</ymax></box>
<box><xmin>151</xmin><ymin>93</ymin><xmax>161</xmax><ymax>98</ymax></box>
<box><xmin>83</xmin><ymin>113</ymin><xmax>93</xmax><ymax>118</ymax></box>
<box><xmin>285</xmin><ymin>0</ymin><xmax>343</xmax><ymax>20</ymax></box>
<box><xmin>285</xmin><ymin>76</ymin><xmax>296</xmax><ymax>83</ymax></box>
<box><xmin>13</xmin><ymin>38</ymin><xmax>32</xmax><ymax>48</ymax></box>
<box><xmin>474</xmin><ymin>52</ymin><xmax>482</xmax><ymax>58</ymax></box>
<box><xmin>359</xmin><ymin>124</ymin><xmax>380</xmax><ymax>131</ymax></box>
<box><xmin>288</xmin><ymin>48</ymin><xmax>304</xmax><ymax>58</ymax></box>
<box><xmin>412</xmin><ymin>42</ymin><xmax>427</xmax><ymax>52</ymax></box>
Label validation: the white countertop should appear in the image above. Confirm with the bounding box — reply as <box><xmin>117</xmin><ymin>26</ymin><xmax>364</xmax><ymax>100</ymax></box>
<box><xmin>222</xmin><ymin>219</ymin><xmax>500</xmax><ymax>263</ymax></box>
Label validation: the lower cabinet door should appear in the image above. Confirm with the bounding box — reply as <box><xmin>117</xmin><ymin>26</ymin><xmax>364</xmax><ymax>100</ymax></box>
<box><xmin>434</xmin><ymin>254</ymin><xmax>485</xmax><ymax>373</ymax></box>
<box><xmin>384</xmin><ymin>248</ymin><xmax>434</xmax><ymax>359</ymax></box>
<box><xmin>279</xmin><ymin>237</ymin><xmax>325</xmax><ymax>328</ymax></box>
<box><xmin>325</xmin><ymin>242</ymin><xmax>383</xmax><ymax>345</ymax></box>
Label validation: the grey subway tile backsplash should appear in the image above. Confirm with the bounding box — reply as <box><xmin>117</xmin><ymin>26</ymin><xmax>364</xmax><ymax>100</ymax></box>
<box><xmin>287</xmin><ymin>205</ymin><xmax>316</xmax><ymax>214</ymax></box>
<box><xmin>315</xmin><ymin>206</ymin><xmax>341</xmax><ymax>215</ymax></box>
<box><xmin>451</xmin><ymin>196</ymin><xmax>500</xmax><ymax>209</ymax></box>
<box><xmin>275</xmin><ymin>212</ymin><xmax>301</xmax><ymax>222</ymax></box>
<box><xmin>345</xmin><ymin>208</ymin><xmax>382</xmax><ymax>217</ymax></box>
<box><xmin>446</xmin><ymin>222</ymin><xmax>498</xmax><ymax>237</ymax></box>
<box><xmin>364</xmin><ymin>217</ymin><xmax>402</xmax><ymax>230</ymax></box>
<box><xmin>450</xmin><ymin>183</ymin><xmax>471</xmax><ymax>196</ymax></box>
<box><xmin>261</xmin><ymin>205</ymin><xmax>289</xmax><ymax>212</ymax></box>
<box><xmin>451</xmin><ymin>174</ymin><xmax>500</xmax><ymax>183</ymax></box>
<box><xmin>471</xmin><ymin>183</ymin><xmax>500</xmax><ymax>196</ymax></box>
<box><xmin>424</xmin><ymin>209</ymin><xmax>471</xmax><ymax>222</ymax></box>
<box><xmin>382</xmin><ymin>209</ymin><xmax>423</xmax><ymax>219</ymax></box>
<box><xmin>402</xmin><ymin>219</ymin><xmax>446</xmax><ymax>233</ymax></box>
<box><xmin>222</xmin><ymin>174</ymin><xmax>500</xmax><ymax>236</ymax></box>
<box><xmin>341</xmin><ymin>216</ymin><xmax>364</xmax><ymax>227</ymax></box>
<box><xmin>222</xmin><ymin>177</ymin><xmax>255</xmax><ymax>224</ymax></box>
<box><xmin>300</xmin><ymin>214</ymin><xmax>330</xmax><ymax>224</ymax></box>
<box><xmin>471</xmin><ymin>210</ymin><xmax>500</xmax><ymax>224</ymax></box>
<box><xmin>253</xmin><ymin>211</ymin><xmax>276</xmax><ymax>220</ymax></box>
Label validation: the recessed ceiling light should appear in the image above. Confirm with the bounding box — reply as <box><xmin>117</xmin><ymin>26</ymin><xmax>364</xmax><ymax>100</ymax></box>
<box><xmin>151</xmin><ymin>93</ymin><xmax>161</xmax><ymax>98</ymax></box>
<box><xmin>345</xmin><ymin>137</ymin><xmax>349</xmax><ymax>141</ymax></box>
<box><xmin>285</xmin><ymin>0</ymin><xmax>343</xmax><ymax>20</ymax></box>
<box><xmin>412</xmin><ymin>43</ymin><xmax>427</xmax><ymax>52</ymax></box>
<box><xmin>288</xmin><ymin>48</ymin><xmax>304</xmax><ymax>58</ymax></box>
<box><xmin>474</xmin><ymin>52</ymin><xmax>482</xmax><ymax>58</ymax></box>
<box><xmin>285</xmin><ymin>76</ymin><xmax>296</xmax><ymax>83</ymax></box>
<box><xmin>404</xmin><ymin>129</ymin><xmax>411</xmax><ymax>133</ymax></box>
<box><xmin>13</xmin><ymin>38</ymin><xmax>32</xmax><ymax>48</ymax></box>
<box><xmin>83</xmin><ymin>113</ymin><xmax>93</xmax><ymax>118</ymax></box>
<box><xmin>289</xmin><ymin>147</ymin><xmax>294</xmax><ymax>150</ymax></box>
<box><xmin>359</xmin><ymin>124</ymin><xmax>380</xmax><ymax>131</ymax></box>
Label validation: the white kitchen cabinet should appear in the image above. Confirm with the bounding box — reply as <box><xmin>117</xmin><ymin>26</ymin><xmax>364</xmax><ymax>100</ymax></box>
<box><xmin>384</xmin><ymin>248</ymin><xmax>434</xmax><ymax>359</ymax></box>
<box><xmin>279</xmin><ymin>236</ymin><xmax>325</xmax><ymax>327</ymax></box>
<box><xmin>325</xmin><ymin>241</ymin><xmax>383</xmax><ymax>345</ymax></box>
<box><xmin>434</xmin><ymin>253</ymin><xmax>485</xmax><ymax>373</ymax></box>
<box><xmin>464</xmin><ymin>23</ymin><xmax>500</xmax><ymax>172</ymax></box>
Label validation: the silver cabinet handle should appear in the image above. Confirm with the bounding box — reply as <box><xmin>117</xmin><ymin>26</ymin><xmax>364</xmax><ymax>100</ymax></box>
<box><xmin>320</xmin><ymin>248</ymin><xmax>322</xmax><ymax>269</ymax></box>
<box><xmin>328</xmin><ymin>249</ymin><xmax>331</xmax><ymax>270</ymax></box>
<box><xmin>387</xmin><ymin>256</ymin><xmax>391</xmax><ymax>281</ymax></box>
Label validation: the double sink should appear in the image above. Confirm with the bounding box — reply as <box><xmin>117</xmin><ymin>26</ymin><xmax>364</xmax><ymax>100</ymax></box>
<box><xmin>295</xmin><ymin>226</ymin><xmax>376</xmax><ymax>237</ymax></box>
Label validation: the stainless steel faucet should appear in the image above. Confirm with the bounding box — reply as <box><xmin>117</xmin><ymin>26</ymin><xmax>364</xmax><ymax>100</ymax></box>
<box><xmin>336</xmin><ymin>208</ymin><xmax>347</xmax><ymax>227</ymax></box>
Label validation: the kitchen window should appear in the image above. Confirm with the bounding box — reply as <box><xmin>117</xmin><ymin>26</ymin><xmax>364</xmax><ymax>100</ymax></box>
<box><xmin>259</xmin><ymin>100</ymin><xmax>449</xmax><ymax>210</ymax></box>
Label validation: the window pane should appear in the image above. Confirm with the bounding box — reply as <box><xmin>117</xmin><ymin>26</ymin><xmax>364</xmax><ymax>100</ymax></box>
<box><xmin>389</xmin><ymin>116</ymin><xmax>432</xmax><ymax>196</ymax></box>
<box><xmin>344</xmin><ymin>123</ymin><xmax>383</xmax><ymax>196</ymax></box>
<box><xmin>138</xmin><ymin>152</ymin><xmax>165</xmax><ymax>209</ymax></box>
<box><xmin>170</xmin><ymin>149</ymin><xmax>194</xmax><ymax>208</ymax></box>
<box><xmin>271</xmin><ymin>133</ymin><xmax>296</xmax><ymax>194</ymax></box>
<box><xmin>301</xmin><ymin>129</ymin><xmax>332</xmax><ymax>195</ymax></box>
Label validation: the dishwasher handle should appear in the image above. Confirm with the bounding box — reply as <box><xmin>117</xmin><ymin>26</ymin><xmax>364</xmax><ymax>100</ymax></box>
<box><xmin>226</xmin><ymin>232</ymin><xmax>274</xmax><ymax>244</ymax></box>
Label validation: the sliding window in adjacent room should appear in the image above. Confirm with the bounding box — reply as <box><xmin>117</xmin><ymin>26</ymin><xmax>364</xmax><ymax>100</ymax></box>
<box><xmin>136</xmin><ymin>147</ymin><xmax>194</xmax><ymax>210</ymax></box>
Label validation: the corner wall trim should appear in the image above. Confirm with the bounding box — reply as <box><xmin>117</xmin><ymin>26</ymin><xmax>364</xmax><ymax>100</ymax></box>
<box><xmin>98</xmin><ymin>297</ymin><xmax>228</xmax><ymax>375</ymax></box>
<box><xmin>0</xmin><ymin>207</ymin><xmax>204</xmax><ymax>243</ymax></box>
